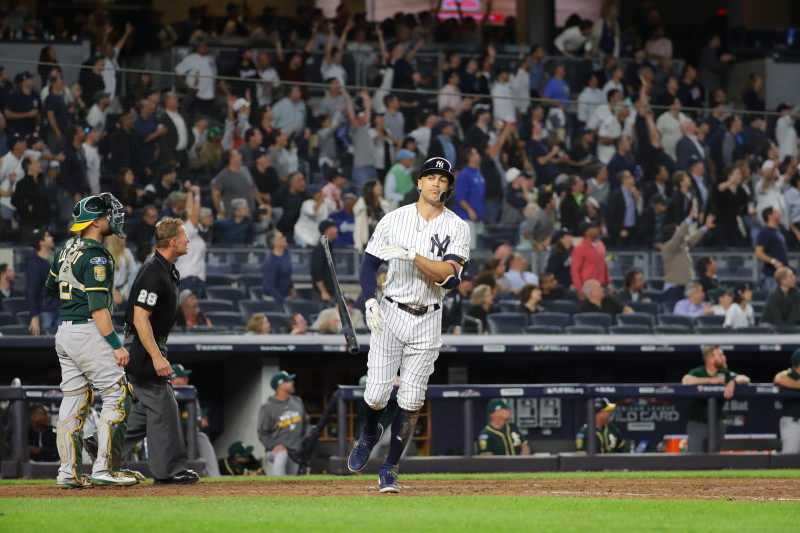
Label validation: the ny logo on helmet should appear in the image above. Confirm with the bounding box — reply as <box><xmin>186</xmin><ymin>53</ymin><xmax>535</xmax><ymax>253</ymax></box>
<box><xmin>435</xmin><ymin>160</ymin><xmax>444</xmax><ymax>168</ymax></box>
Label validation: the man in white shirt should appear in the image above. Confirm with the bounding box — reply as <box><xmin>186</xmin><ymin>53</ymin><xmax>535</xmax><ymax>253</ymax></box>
<box><xmin>82</xmin><ymin>127</ymin><xmax>101</xmax><ymax>195</ymax></box>
<box><xmin>99</xmin><ymin>22</ymin><xmax>131</xmax><ymax>108</ymax></box>
<box><xmin>756</xmin><ymin>160</ymin><xmax>789</xmax><ymax>230</ymax></box>
<box><xmin>175</xmin><ymin>39</ymin><xmax>219</xmax><ymax>121</ymax></box>
<box><xmin>577</xmin><ymin>73</ymin><xmax>605</xmax><ymax>124</ymax></box>
<box><xmin>86</xmin><ymin>92</ymin><xmax>110</xmax><ymax>133</ymax></box>
<box><xmin>175</xmin><ymin>184</ymin><xmax>208</xmax><ymax>298</ymax></box>
<box><xmin>491</xmin><ymin>68</ymin><xmax>515</xmax><ymax>123</ymax></box>
<box><xmin>501</xmin><ymin>252</ymin><xmax>539</xmax><ymax>293</ymax></box>
<box><xmin>511</xmin><ymin>56</ymin><xmax>531</xmax><ymax>116</ymax></box>
<box><xmin>553</xmin><ymin>20</ymin><xmax>593</xmax><ymax>57</ymax></box>
<box><xmin>0</xmin><ymin>133</ymin><xmax>24</xmax><ymax>221</ymax></box>
<box><xmin>256</xmin><ymin>51</ymin><xmax>281</xmax><ymax>107</ymax></box>
<box><xmin>587</xmin><ymin>89</ymin><xmax>622</xmax><ymax>131</ymax></box>
<box><xmin>409</xmin><ymin>111</ymin><xmax>437</xmax><ymax>158</ymax></box>
<box><xmin>776</xmin><ymin>103</ymin><xmax>798</xmax><ymax>161</ymax></box>
<box><xmin>597</xmin><ymin>105</ymin><xmax>627</xmax><ymax>165</ymax></box>
<box><xmin>602</xmin><ymin>67</ymin><xmax>624</xmax><ymax>99</ymax></box>
<box><xmin>271</xmin><ymin>86</ymin><xmax>306</xmax><ymax>134</ymax></box>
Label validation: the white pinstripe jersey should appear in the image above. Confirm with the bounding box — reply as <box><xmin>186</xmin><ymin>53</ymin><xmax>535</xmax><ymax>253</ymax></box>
<box><xmin>365</xmin><ymin>204</ymin><xmax>470</xmax><ymax>307</ymax></box>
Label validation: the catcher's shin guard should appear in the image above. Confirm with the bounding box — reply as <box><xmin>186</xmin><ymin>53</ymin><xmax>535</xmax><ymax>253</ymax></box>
<box><xmin>56</xmin><ymin>386</ymin><xmax>94</xmax><ymax>481</ymax></box>
<box><xmin>95</xmin><ymin>377</ymin><xmax>133</xmax><ymax>474</ymax></box>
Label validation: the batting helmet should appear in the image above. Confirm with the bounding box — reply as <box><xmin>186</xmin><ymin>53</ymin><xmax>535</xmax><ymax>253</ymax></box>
<box><xmin>419</xmin><ymin>157</ymin><xmax>455</xmax><ymax>203</ymax></box>
<box><xmin>71</xmin><ymin>192</ymin><xmax>126</xmax><ymax>237</ymax></box>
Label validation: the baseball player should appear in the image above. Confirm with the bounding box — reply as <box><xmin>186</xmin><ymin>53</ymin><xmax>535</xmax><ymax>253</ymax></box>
<box><xmin>348</xmin><ymin>156</ymin><xmax>470</xmax><ymax>493</ymax></box>
<box><xmin>46</xmin><ymin>193</ymin><xmax>139</xmax><ymax>488</ymax></box>
<box><xmin>774</xmin><ymin>349</ymin><xmax>800</xmax><ymax>453</ymax></box>
<box><xmin>476</xmin><ymin>399</ymin><xmax>529</xmax><ymax>455</ymax></box>
<box><xmin>576</xmin><ymin>398</ymin><xmax>627</xmax><ymax>454</ymax></box>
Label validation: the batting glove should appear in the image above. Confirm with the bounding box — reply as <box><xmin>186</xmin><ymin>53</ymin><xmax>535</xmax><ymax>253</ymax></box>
<box><xmin>364</xmin><ymin>298</ymin><xmax>384</xmax><ymax>333</ymax></box>
<box><xmin>379</xmin><ymin>244</ymin><xmax>416</xmax><ymax>262</ymax></box>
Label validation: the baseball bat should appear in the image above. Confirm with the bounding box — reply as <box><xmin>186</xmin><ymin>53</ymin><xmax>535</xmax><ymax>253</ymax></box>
<box><xmin>319</xmin><ymin>235</ymin><xmax>360</xmax><ymax>355</ymax></box>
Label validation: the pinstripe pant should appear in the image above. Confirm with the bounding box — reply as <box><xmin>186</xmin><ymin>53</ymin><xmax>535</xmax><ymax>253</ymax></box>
<box><xmin>779</xmin><ymin>416</ymin><xmax>800</xmax><ymax>453</ymax></box>
<box><xmin>364</xmin><ymin>298</ymin><xmax>442</xmax><ymax>412</ymax></box>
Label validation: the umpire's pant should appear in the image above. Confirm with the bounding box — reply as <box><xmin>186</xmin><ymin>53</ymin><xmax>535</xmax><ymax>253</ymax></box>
<box><xmin>124</xmin><ymin>377</ymin><xmax>188</xmax><ymax>479</ymax></box>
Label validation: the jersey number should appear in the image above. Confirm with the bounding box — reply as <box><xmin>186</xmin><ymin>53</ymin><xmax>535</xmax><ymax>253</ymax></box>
<box><xmin>137</xmin><ymin>290</ymin><xmax>157</xmax><ymax>306</ymax></box>
<box><xmin>59</xmin><ymin>282</ymin><xmax>72</xmax><ymax>300</ymax></box>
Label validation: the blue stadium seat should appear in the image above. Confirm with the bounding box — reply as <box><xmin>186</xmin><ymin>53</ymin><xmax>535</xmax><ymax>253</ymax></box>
<box><xmin>653</xmin><ymin>325</ymin><xmax>692</xmax><ymax>334</ymax></box>
<box><xmin>609</xmin><ymin>324</ymin><xmax>652</xmax><ymax>334</ymax></box>
<box><xmin>529</xmin><ymin>312</ymin><xmax>571</xmax><ymax>328</ymax></box>
<box><xmin>694</xmin><ymin>326</ymin><xmax>729</xmax><ymax>335</ymax></box>
<box><xmin>0</xmin><ymin>311</ymin><xmax>12</xmax><ymax>325</ymax></box>
<box><xmin>1</xmin><ymin>297</ymin><xmax>26</xmax><ymax>315</ymax></box>
<box><xmin>540</xmin><ymin>299</ymin><xmax>579</xmax><ymax>315</ymax></box>
<box><xmin>248</xmin><ymin>287</ymin><xmax>264</xmax><ymax>300</ymax></box>
<box><xmin>751</xmin><ymin>289</ymin><xmax>768</xmax><ymax>302</ymax></box>
<box><xmin>564</xmin><ymin>325</ymin><xmax>604</xmax><ymax>335</ymax></box>
<box><xmin>626</xmin><ymin>301</ymin><xmax>659</xmax><ymax>315</ymax></box>
<box><xmin>0</xmin><ymin>324</ymin><xmax>28</xmax><ymax>335</ymax></box>
<box><xmin>16</xmin><ymin>311</ymin><xmax>30</xmax><ymax>326</ymax></box>
<box><xmin>206</xmin><ymin>286</ymin><xmax>247</xmax><ymax>303</ymax></box>
<box><xmin>498</xmin><ymin>300</ymin><xmax>522</xmax><ymax>313</ymax></box>
<box><xmin>573</xmin><ymin>312</ymin><xmax>613</xmax><ymax>331</ymax></box>
<box><xmin>658</xmin><ymin>313</ymin><xmax>694</xmax><ymax>331</ymax></box>
<box><xmin>284</xmin><ymin>299</ymin><xmax>324</xmax><ymax>323</ymax></box>
<box><xmin>206</xmin><ymin>274</ymin><xmax>239</xmax><ymax>287</ymax></box>
<box><xmin>523</xmin><ymin>325</ymin><xmax>563</xmax><ymax>334</ymax></box>
<box><xmin>660</xmin><ymin>300</ymin><xmax>678</xmax><ymax>314</ymax></box>
<box><xmin>641</xmin><ymin>290</ymin><xmax>664</xmax><ymax>302</ymax></box>
<box><xmin>487</xmin><ymin>313</ymin><xmax>527</xmax><ymax>334</ymax></box>
<box><xmin>240</xmin><ymin>263</ymin><xmax>263</xmax><ymax>275</ymax></box>
<box><xmin>239</xmin><ymin>300</ymin><xmax>285</xmax><ymax>319</ymax></box>
<box><xmin>205</xmin><ymin>312</ymin><xmax>245</xmax><ymax>328</ymax></box>
<box><xmin>198</xmin><ymin>299</ymin><xmax>235</xmax><ymax>313</ymax></box>
<box><xmin>616</xmin><ymin>313</ymin><xmax>656</xmax><ymax>328</ymax></box>
<box><xmin>735</xmin><ymin>326</ymin><xmax>775</xmax><ymax>334</ymax></box>
<box><xmin>562</xmin><ymin>290</ymin><xmax>580</xmax><ymax>302</ymax></box>
<box><xmin>238</xmin><ymin>274</ymin><xmax>264</xmax><ymax>290</ymax></box>
<box><xmin>191</xmin><ymin>325</ymin><xmax>231</xmax><ymax>333</ymax></box>
<box><xmin>694</xmin><ymin>315</ymin><xmax>725</xmax><ymax>327</ymax></box>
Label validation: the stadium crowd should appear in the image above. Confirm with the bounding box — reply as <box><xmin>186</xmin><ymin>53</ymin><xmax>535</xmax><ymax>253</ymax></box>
<box><xmin>2</xmin><ymin>1</ymin><xmax>800</xmax><ymax>336</ymax></box>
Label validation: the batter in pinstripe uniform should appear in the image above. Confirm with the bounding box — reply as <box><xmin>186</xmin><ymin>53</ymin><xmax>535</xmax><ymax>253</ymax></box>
<box><xmin>348</xmin><ymin>157</ymin><xmax>470</xmax><ymax>493</ymax></box>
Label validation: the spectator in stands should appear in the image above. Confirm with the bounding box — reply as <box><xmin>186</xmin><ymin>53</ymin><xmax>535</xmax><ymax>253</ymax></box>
<box><xmin>638</xmin><ymin>193</ymin><xmax>670</xmax><ymax>249</ymax></box>
<box><xmin>175</xmin><ymin>38</ymin><xmax>219</xmax><ymax>121</ymax></box>
<box><xmin>721</xmin><ymin>115</ymin><xmax>744</xmax><ymax>169</ymax></box>
<box><xmin>656</xmin><ymin>97</ymin><xmax>685</xmax><ymax>160</ymax></box>
<box><xmin>519</xmin><ymin>284</ymin><xmax>545</xmax><ymax>317</ymax></box>
<box><xmin>554</xmin><ymin>19</ymin><xmax>593</xmax><ymax>57</ymax></box>
<box><xmin>661</xmin><ymin>204</ymin><xmax>714</xmax><ymax>301</ymax></box>
<box><xmin>285</xmin><ymin>314</ymin><xmax>308</xmax><ymax>335</ymax></box>
<box><xmin>143</xmin><ymin>164</ymin><xmax>180</xmax><ymax>209</ymax></box>
<box><xmin>522</xmin><ymin>188</ymin><xmax>555</xmax><ymax>251</ymax></box>
<box><xmin>271</xmin><ymin>86</ymin><xmax>306</xmax><ymax>135</ymax></box>
<box><xmin>261</xmin><ymin>229</ymin><xmax>295</xmax><ymax>306</ymax></box>
<box><xmin>529</xmin><ymin>119</ymin><xmax>560</xmax><ymax>185</ymax></box>
<box><xmin>539</xmin><ymin>272</ymin><xmax>565</xmax><ymax>301</ymax></box>
<box><xmin>710</xmin><ymin>286</ymin><xmax>733</xmax><ymax>316</ymax></box>
<box><xmin>502</xmin><ymin>253</ymin><xmax>539</xmax><ymax>293</ymax></box>
<box><xmin>673</xmin><ymin>283</ymin><xmax>714</xmax><ymax>318</ymax></box>
<box><xmin>311</xmin><ymin>298</ymin><xmax>366</xmax><ymax>334</ymax></box>
<box><xmin>755</xmin><ymin>207</ymin><xmax>789</xmax><ymax>291</ymax></box>
<box><xmin>454</xmin><ymin>147</ymin><xmax>485</xmax><ymax>228</ymax></box>
<box><xmin>576</xmin><ymin>74</ymin><xmax>604</xmax><ymax>128</ymax></box>
<box><xmin>105</xmin><ymin>113</ymin><xmax>137</xmax><ymax>179</ymax></box>
<box><xmin>25</xmin><ymin>229</ymin><xmax>58</xmax><ymax>335</ymax></box>
<box><xmin>175</xmin><ymin>183</ymin><xmax>207</xmax><ymax>298</ymax></box>
<box><xmin>580</xmin><ymin>279</ymin><xmax>632</xmax><ymax>315</ymax></box>
<box><xmin>466</xmin><ymin>284</ymin><xmax>497</xmax><ymax>335</ymax></box>
<box><xmin>251</xmin><ymin>147</ymin><xmax>279</xmax><ymax>213</ymax></box>
<box><xmin>78</xmin><ymin>55</ymin><xmax>106</xmax><ymax>106</ymax></box>
<box><xmin>134</xmin><ymin>99</ymin><xmax>163</xmax><ymax>177</ymax></box>
<box><xmin>476</xmin><ymin>398</ymin><xmax>530</xmax><ymax>456</ymax></box>
<box><xmin>112</xmin><ymin>168</ymin><xmax>144</xmax><ymax>215</ymax></box>
<box><xmin>442</xmin><ymin>272</ymin><xmax>474</xmax><ymax>333</ymax></box>
<box><xmin>82</xmin><ymin>125</ymin><xmax>101</xmax><ymax>195</ymax></box>
<box><xmin>614</xmin><ymin>269</ymin><xmax>647</xmax><ymax>304</ymax></box>
<box><xmin>211</xmin><ymin>149</ymin><xmax>254</xmax><ymax>217</ymax></box>
<box><xmin>542</xmin><ymin>64</ymin><xmax>569</xmax><ymax>134</ymax></box>
<box><xmin>605</xmin><ymin>136</ymin><xmax>636</xmax><ymax>191</ymax></box>
<box><xmin>571</xmin><ymin>220</ymin><xmax>610</xmax><ymax>291</ymax></box>
<box><xmin>43</xmin><ymin>74</ymin><xmax>70</xmax><ymax>152</ymax></box>
<box><xmin>0</xmin><ymin>133</ymin><xmax>24</xmax><ymax>223</ymax></box>
<box><xmin>220</xmin><ymin>47</ymin><xmax>259</xmax><ymax>99</ymax></box>
<box><xmin>670</xmin><ymin>170</ymin><xmax>694</xmax><ymax>223</ymax></box>
<box><xmin>128</xmin><ymin>204</ymin><xmax>158</xmax><ymax>262</ymax></box>
<box><xmin>675</xmin><ymin>118</ymin><xmax>706</xmax><ymax>172</ymax></box>
<box><xmin>560</xmin><ymin>175</ymin><xmax>586</xmax><ymax>236</ymax></box>
<box><xmin>329</xmin><ymin>193</ymin><xmax>356</xmax><ymax>248</ymax></box>
<box><xmin>585</xmin><ymin>164</ymin><xmax>609</xmax><ymax>209</ymax></box>
<box><xmin>86</xmin><ymin>91</ymin><xmax>110</xmax><ymax>133</ymax></box>
<box><xmin>294</xmin><ymin>184</ymin><xmax>336</xmax><ymax>248</ymax></box>
<box><xmin>237</xmin><ymin>127</ymin><xmax>263</xmax><ymax>170</ymax></box>
<box><xmin>213</xmin><ymin>197</ymin><xmax>253</xmax><ymax>246</ymax></box>
<box><xmin>255</xmin><ymin>50</ymin><xmax>280</xmax><ymax>108</ymax></box>
<box><xmin>606</xmin><ymin>170</ymin><xmax>640</xmax><ymax>248</ymax></box>
<box><xmin>159</xmin><ymin>92</ymin><xmax>193</xmax><ymax>172</ymax></box>
<box><xmin>175</xmin><ymin>289</ymin><xmax>211</xmax><ymax>329</ymax></box>
<box><xmin>723</xmin><ymin>283</ymin><xmax>754</xmax><ymax>329</ymax></box>
<box><xmin>698</xmin><ymin>34</ymin><xmax>733</xmax><ymax>95</ymax></box>
<box><xmin>267</xmin><ymin>130</ymin><xmax>293</xmax><ymax>181</ymax></box>
<box><xmin>321</xmin><ymin>168</ymin><xmax>346</xmax><ymax>210</ymax></box>
<box><xmin>246</xmin><ymin>314</ymin><xmax>271</xmax><ymax>335</ymax></box>
<box><xmin>4</xmin><ymin>71</ymin><xmax>39</xmax><ymax>137</ymax></box>
<box><xmin>384</xmin><ymin>149</ymin><xmax>416</xmax><ymax>204</ymax></box>
<box><xmin>714</xmin><ymin>165</ymin><xmax>750</xmax><ymax>248</ymax></box>
<box><xmin>12</xmin><ymin>156</ymin><xmax>48</xmax><ymax>241</ymax></box>
<box><xmin>696</xmin><ymin>256</ymin><xmax>718</xmax><ymax>295</ymax></box>
<box><xmin>27</xmin><ymin>404</ymin><xmax>58</xmax><ymax>462</ymax></box>
<box><xmin>57</xmin><ymin>125</ymin><xmax>89</xmax><ymax>222</ymax></box>
<box><xmin>0</xmin><ymin>263</ymin><xmax>15</xmax><ymax>302</ymax></box>
<box><xmin>587</xmin><ymin>88</ymin><xmax>622</xmax><ymax>132</ymax></box>
<box><xmin>601</xmin><ymin>65</ymin><xmax>624</xmax><ymax>99</ymax></box>
<box><xmin>597</xmin><ymin>105</ymin><xmax>629</xmax><ymax>166</ymax></box>
<box><xmin>428</xmin><ymin>120</ymin><xmax>457</xmax><ymax>168</ymax></box>
<box><xmin>345</xmin><ymin>90</ymin><xmax>377</xmax><ymax>187</ymax></box>
<box><xmin>311</xmin><ymin>220</ymin><xmax>339</xmax><ymax>303</ymax></box>
<box><xmin>275</xmin><ymin>171</ymin><xmax>306</xmax><ymax>244</ymax></box>
<box><xmin>547</xmin><ymin>229</ymin><xmax>574</xmax><ymax>290</ymax></box>
<box><xmin>761</xmin><ymin>267</ymin><xmax>800</xmax><ymax>327</ymax></box>
<box><xmin>502</xmin><ymin>167</ymin><xmax>529</xmax><ymax>226</ymax></box>
<box><xmin>682</xmin><ymin>345</ymin><xmax>750</xmax><ymax>453</ymax></box>
<box><xmin>576</xmin><ymin>398</ymin><xmax>627</xmax><ymax>454</ymax></box>
<box><xmin>754</xmin><ymin>160</ymin><xmax>787</xmax><ymax>231</ymax></box>
<box><xmin>160</xmin><ymin>190</ymin><xmax>188</xmax><ymax>220</ymax></box>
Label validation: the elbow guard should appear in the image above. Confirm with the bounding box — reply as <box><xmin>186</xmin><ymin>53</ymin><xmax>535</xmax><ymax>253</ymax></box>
<box><xmin>435</xmin><ymin>262</ymin><xmax>461</xmax><ymax>290</ymax></box>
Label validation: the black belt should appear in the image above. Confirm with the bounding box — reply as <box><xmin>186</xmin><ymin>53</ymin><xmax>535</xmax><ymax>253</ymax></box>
<box><xmin>385</xmin><ymin>296</ymin><xmax>440</xmax><ymax>316</ymax></box>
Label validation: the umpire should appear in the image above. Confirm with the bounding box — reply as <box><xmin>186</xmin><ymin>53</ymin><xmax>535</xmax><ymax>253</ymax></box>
<box><xmin>122</xmin><ymin>218</ymin><xmax>199</xmax><ymax>484</ymax></box>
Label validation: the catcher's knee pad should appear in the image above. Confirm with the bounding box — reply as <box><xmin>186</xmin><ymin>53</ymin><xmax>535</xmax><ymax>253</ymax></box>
<box><xmin>56</xmin><ymin>385</ymin><xmax>94</xmax><ymax>479</ymax></box>
<box><xmin>98</xmin><ymin>377</ymin><xmax>133</xmax><ymax>471</ymax></box>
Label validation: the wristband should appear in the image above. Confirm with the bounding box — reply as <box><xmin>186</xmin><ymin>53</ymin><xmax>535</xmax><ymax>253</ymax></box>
<box><xmin>104</xmin><ymin>331</ymin><xmax>123</xmax><ymax>350</ymax></box>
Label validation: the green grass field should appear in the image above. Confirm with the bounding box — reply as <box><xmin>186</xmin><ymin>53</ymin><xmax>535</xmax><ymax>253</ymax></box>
<box><xmin>2</xmin><ymin>472</ymin><xmax>800</xmax><ymax>532</ymax></box>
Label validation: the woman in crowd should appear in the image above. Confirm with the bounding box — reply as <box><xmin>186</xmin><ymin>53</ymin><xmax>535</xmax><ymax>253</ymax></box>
<box><xmin>104</xmin><ymin>234</ymin><xmax>139</xmax><ymax>308</ymax></box>
<box><xmin>466</xmin><ymin>284</ymin><xmax>498</xmax><ymax>334</ymax></box>
<box><xmin>246</xmin><ymin>313</ymin><xmax>271</xmax><ymax>334</ymax></box>
<box><xmin>353</xmin><ymin>179</ymin><xmax>393</xmax><ymax>251</ymax></box>
<box><xmin>724</xmin><ymin>283</ymin><xmax>755</xmax><ymax>329</ymax></box>
<box><xmin>545</xmin><ymin>229</ymin><xmax>574</xmax><ymax>289</ymax></box>
<box><xmin>520</xmin><ymin>283</ymin><xmax>544</xmax><ymax>317</ymax></box>
<box><xmin>112</xmin><ymin>167</ymin><xmax>144</xmax><ymax>215</ymax></box>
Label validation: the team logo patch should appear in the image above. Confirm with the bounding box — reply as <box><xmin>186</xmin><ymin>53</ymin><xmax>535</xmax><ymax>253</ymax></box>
<box><xmin>90</xmin><ymin>257</ymin><xmax>107</xmax><ymax>265</ymax></box>
<box><xmin>430</xmin><ymin>233</ymin><xmax>450</xmax><ymax>257</ymax></box>
<box><xmin>93</xmin><ymin>265</ymin><xmax>106</xmax><ymax>281</ymax></box>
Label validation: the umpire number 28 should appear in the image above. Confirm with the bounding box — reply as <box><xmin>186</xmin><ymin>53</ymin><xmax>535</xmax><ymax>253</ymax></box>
<box><xmin>137</xmin><ymin>290</ymin><xmax>158</xmax><ymax>306</ymax></box>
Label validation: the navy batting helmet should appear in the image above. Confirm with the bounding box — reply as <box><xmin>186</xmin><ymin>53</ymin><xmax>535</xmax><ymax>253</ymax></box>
<box><xmin>419</xmin><ymin>157</ymin><xmax>455</xmax><ymax>203</ymax></box>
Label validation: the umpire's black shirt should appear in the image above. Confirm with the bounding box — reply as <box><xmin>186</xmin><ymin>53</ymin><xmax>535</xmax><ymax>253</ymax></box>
<box><xmin>124</xmin><ymin>250</ymin><xmax>180</xmax><ymax>381</ymax></box>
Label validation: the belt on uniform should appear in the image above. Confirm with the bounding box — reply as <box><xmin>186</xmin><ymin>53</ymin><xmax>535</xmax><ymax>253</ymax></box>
<box><xmin>61</xmin><ymin>319</ymin><xmax>93</xmax><ymax>325</ymax></box>
<box><xmin>385</xmin><ymin>296</ymin><xmax>440</xmax><ymax>316</ymax></box>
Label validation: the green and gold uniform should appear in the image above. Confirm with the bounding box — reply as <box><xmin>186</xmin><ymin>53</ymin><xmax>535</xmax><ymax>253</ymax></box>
<box><xmin>777</xmin><ymin>368</ymin><xmax>800</xmax><ymax>453</ymax></box>
<box><xmin>45</xmin><ymin>236</ymin><xmax>115</xmax><ymax>317</ymax></box>
<box><xmin>686</xmin><ymin>365</ymin><xmax>737</xmax><ymax>422</ymax></box>
<box><xmin>576</xmin><ymin>422</ymin><xmax>627</xmax><ymax>453</ymax></box>
<box><xmin>218</xmin><ymin>456</ymin><xmax>265</xmax><ymax>476</ymax></box>
<box><xmin>476</xmin><ymin>422</ymin><xmax>527</xmax><ymax>455</ymax></box>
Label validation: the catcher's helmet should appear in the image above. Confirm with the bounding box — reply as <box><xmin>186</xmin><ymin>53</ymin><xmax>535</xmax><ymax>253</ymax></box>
<box><xmin>419</xmin><ymin>157</ymin><xmax>455</xmax><ymax>203</ymax></box>
<box><xmin>71</xmin><ymin>192</ymin><xmax>126</xmax><ymax>237</ymax></box>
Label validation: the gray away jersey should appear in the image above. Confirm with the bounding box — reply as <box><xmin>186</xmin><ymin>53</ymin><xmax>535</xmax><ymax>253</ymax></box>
<box><xmin>365</xmin><ymin>204</ymin><xmax>470</xmax><ymax>307</ymax></box>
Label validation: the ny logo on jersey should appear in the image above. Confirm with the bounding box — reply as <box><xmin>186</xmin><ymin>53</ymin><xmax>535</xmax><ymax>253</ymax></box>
<box><xmin>430</xmin><ymin>233</ymin><xmax>450</xmax><ymax>257</ymax></box>
<box><xmin>435</xmin><ymin>160</ymin><xmax>444</xmax><ymax>168</ymax></box>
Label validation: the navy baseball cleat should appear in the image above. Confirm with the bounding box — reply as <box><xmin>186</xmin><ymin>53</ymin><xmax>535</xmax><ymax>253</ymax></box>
<box><xmin>378</xmin><ymin>464</ymin><xmax>400</xmax><ymax>493</ymax></box>
<box><xmin>348</xmin><ymin>424</ymin><xmax>384</xmax><ymax>472</ymax></box>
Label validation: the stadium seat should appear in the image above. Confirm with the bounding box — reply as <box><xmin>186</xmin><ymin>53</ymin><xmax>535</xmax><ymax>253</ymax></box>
<box><xmin>462</xmin><ymin>315</ymin><xmax>484</xmax><ymax>335</ymax></box>
<box><xmin>1</xmin><ymin>297</ymin><xmax>26</xmax><ymax>315</ymax></box>
<box><xmin>562</xmin><ymin>290</ymin><xmax>580</xmax><ymax>302</ymax></box>
<box><xmin>0</xmin><ymin>311</ymin><xmax>12</xmax><ymax>325</ymax></box>
<box><xmin>573</xmin><ymin>312</ymin><xmax>613</xmax><ymax>331</ymax></box>
<box><xmin>523</xmin><ymin>325</ymin><xmax>563</xmax><ymax>334</ymax></box>
<box><xmin>660</xmin><ymin>300</ymin><xmax>678</xmax><ymax>314</ymax></box>
<box><xmin>248</xmin><ymin>287</ymin><xmax>264</xmax><ymax>300</ymax></box>
<box><xmin>16</xmin><ymin>311</ymin><xmax>31</xmax><ymax>326</ymax></box>
<box><xmin>487</xmin><ymin>313</ymin><xmax>527</xmax><ymax>334</ymax></box>
<box><xmin>529</xmin><ymin>312</ymin><xmax>571</xmax><ymax>328</ymax></box>
<box><xmin>609</xmin><ymin>324</ymin><xmax>652</xmax><ymax>334</ymax></box>
<box><xmin>541</xmin><ymin>299</ymin><xmax>579</xmax><ymax>315</ymax></box>
<box><xmin>206</xmin><ymin>274</ymin><xmax>239</xmax><ymax>287</ymax></box>
<box><xmin>564</xmin><ymin>325</ymin><xmax>604</xmax><ymax>335</ymax></box>
<box><xmin>653</xmin><ymin>325</ymin><xmax>692</xmax><ymax>334</ymax></box>
<box><xmin>751</xmin><ymin>302</ymin><xmax>765</xmax><ymax>315</ymax></box>
<box><xmin>498</xmin><ymin>300</ymin><xmax>522</xmax><ymax>313</ymax></box>
<box><xmin>205</xmin><ymin>311</ymin><xmax>245</xmax><ymax>328</ymax></box>
<box><xmin>460</xmin><ymin>300</ymin><xmax>472</xmax><ymax>318</ymax></box>
<box><xmin>284</xmin><ymin>299</ymin><xmax>324</xmax><ymax>323</ymax></box>
<box><xmin>264</xmin><ymin>312</ymin><xmax>292</xmax><ymax>334</ymax></box>
<box><xmin>240</xmin><ymin>263</ymin><xmax>263</xmax><ymax>275</ymax></box>
<box><xmin>198</xmin><ymin>299</ymin><xmax>235</xmax><ymax>313</ymax></box>
<box><xmin>206</xmin><ymin>263</ymin><xmax>238</xmax><ymax>275</ymax></box>
<box><xmin>694</xmin><ymin>315</ymin><xmax>725</xmax><ymax>327</ymax></box>
<box><xmin>776</xmin><ymin>325</ymin><xmax>800</xmax><ymax>334</ymax></box>
<box><xmin>190</xmin><ymin>325</ymin><xmax>231</xmax><ymax>333</ymax></box>
<box><xmin>646</xmin><ymin>279</ymin><xmax>664</xmax><ymax>290</ymax></box>
<box><xmin>626</xmin><ymin>301</ymin><xmax>659</xmax><ymax>315</ymax></box>
<box><xmin>616</xmin><ymin>313</ymin><xmax>656</xmax><ymax>328</ymax></box>
<box><xmin>694</xmin><ymin>326</ymin><xmax>729</xmax><ymax>335</ymax></box>
<box><xmin>658</xmin><ymin>314</ymin><xmax>694</xmax><ymax>331</ymax></box>
<box><xmin>206</xmin><ymin>286</ymin><xmax>247</xmax><ymax>303</ymax></box>
<box><xmin>751</xmin><ymin>289</ymin><xmax>768</xmax><ymax>302</ymax></box>
<box><xmin>238</xmin><ymin>274</ymin><xmax>264</xmax><ymax>290</ymax></box>
<box><xmin>641</xmin><ymin>290</ymin><xmax>664</xmax><ymax>303</ymax></box>
<box><xmin>0</xmin><ymin>325</ymin><xmax>28</xmax><ymax>335</ymax></box>
<box><xmin>239</xmin><ymin>300</ymin><xmax>285</xmax><ymax>319</ymax></box>
<box><xmin>735</xmin><ymin>326</ymin><xmax>775</xmax><ymax>334</ymax></box>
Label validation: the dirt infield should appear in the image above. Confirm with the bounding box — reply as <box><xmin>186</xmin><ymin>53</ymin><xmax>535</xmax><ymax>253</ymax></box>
<box><xmin>2</xmin><ymin>477</ymin><xmax>800</xmax><ymax>501</ymax></box>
